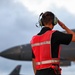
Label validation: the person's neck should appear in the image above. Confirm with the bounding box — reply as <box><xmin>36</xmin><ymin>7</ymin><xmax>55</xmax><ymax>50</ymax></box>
<box><xmin>45</xmin><ymin>24</ymin><xmax>53</xmax><ymax>29</ymax></box>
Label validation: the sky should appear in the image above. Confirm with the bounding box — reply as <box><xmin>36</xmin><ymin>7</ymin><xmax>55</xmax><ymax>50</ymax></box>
<box><xmin>0</xmin><ymin>0</ymin><xmax>75</xmax><ymax>75</ymax></box>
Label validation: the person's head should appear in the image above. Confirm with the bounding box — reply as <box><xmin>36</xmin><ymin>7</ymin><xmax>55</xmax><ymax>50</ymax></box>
<box><xmin>39</xmin><ymin>11</ymin><xmax>58</xmax><ymax>28</ymax></box>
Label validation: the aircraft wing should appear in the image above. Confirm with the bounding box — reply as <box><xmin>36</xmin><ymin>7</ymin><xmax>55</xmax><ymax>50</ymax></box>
<box><xmin>9</xmin><ymin>65</ymin><xmax>21</xmax><ymax>75</ymax></box>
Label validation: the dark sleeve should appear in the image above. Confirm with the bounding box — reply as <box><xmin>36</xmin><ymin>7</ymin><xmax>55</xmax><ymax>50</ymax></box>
<box><xmin>32</xmin><ymin>50</ymin><xmax>35</xmax><ymax>58</ymax></box>
<box><xmin>52</xmin><ymin>31</ymin><xmax>73</xmax><ymax>45</ymax></box>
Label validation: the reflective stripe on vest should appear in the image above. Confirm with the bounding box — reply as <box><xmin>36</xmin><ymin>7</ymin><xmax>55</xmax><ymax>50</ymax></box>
<box><xmin>31</xmin><ymin>41</ymin><xmax>51</xmax><ymax>47</ymax></box>
<box><xmin>36</xmin><ymin>59</ymin><xmax>60</xmax><ymax>65</ymax></box>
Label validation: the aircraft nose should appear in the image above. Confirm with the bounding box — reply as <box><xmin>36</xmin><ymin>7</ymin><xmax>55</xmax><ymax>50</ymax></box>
<box><xmin>0</xmin><ymin>44</ymin><xmax>32</xmax><ymax>61</ymax></box>
<box><xmin>0</xmin><ymin>46</ymin><xmax>22</xmax><ymax>60</ymax></box>
<box><xmin>0</xmin><ymin>51</ymin><xmax>6</xmax><ymax>57</ymax></box>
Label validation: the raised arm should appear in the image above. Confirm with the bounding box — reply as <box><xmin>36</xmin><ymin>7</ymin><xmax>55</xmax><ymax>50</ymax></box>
<box><xmin>58</xmin><ymin>20</ymin><xmax>75</xmax><ymax>42</ymax></box>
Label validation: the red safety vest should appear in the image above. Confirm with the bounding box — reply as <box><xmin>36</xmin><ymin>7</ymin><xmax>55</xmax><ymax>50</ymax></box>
<box><xmin>31</xmin><ymin>30</ymin><xmax>61</xmax><ymax>70</ymax></box>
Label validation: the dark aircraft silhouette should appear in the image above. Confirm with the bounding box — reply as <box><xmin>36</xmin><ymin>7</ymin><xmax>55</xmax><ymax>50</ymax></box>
<box><xmin>9</xmin><ymin>65</ymin><xmax>21</xmax><ymax>75</ymax></box>
<box><xmin>0</xmin><ymin>29</ymin><xmax>75</xmax><ymax>66</ymax></box>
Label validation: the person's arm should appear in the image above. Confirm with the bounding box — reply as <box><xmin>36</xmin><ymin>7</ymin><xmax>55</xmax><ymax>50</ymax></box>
<box><xmin>58</xmin><ymin>20</ymin><xmax>75</xmax><ymax>42</ymax></box>
<box><xmin>32</xmin><ymin>58</ymin><xmax>36</xmax><ymax>75</ymax></box>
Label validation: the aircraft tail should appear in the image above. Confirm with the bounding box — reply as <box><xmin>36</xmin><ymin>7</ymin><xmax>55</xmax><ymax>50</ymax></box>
<box><xmin>9</xmin><ymin>65</ymin><xmax>21</xmax><ymax>75</ymax></box>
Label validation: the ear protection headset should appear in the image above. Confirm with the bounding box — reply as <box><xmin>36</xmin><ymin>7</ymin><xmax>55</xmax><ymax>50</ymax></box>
<box><xmin>38</xmin><ymin>13</ymin><xmax>44</xmax><ymax>27</ymax></box>
<box><xmin>52</xmin><ymin>15</ymin><xmax>58</xmax><ymax>26</ymax></box>
<box><xmin>36</xmin><ymin>13</ymin><xmax>43</xmax><ymax>27</ymax></box>
<box><xmin>38</xmin><ymin>12</ymin><xmax>58</xmax><ymax>27</ymax></box>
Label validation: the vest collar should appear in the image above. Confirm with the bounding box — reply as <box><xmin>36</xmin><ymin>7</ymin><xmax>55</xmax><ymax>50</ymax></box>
<box><xmin>38</xmin><ymin>27</ymin><xmax>52</xmax><ymax>35</ymax></box>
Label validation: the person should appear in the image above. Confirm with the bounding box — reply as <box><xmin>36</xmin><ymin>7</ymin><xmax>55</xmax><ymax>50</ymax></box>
<box><xmin>30</xmin><ymin>11</ymin><xmax>75</xmax><ymax>75</ymax></box>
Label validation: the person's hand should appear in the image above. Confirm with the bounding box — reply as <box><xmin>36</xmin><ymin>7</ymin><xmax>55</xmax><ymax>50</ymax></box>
<box><xmin>58</xmin><ymin>19</ymin><xmax>66</xmax><ymax>29</ymax></box>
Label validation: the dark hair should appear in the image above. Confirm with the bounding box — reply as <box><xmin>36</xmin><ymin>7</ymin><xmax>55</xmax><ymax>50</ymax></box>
<box><xmin>41</xmin><ymin>11</ymin><xmax>54</xmax><ymax>26</ymax></box>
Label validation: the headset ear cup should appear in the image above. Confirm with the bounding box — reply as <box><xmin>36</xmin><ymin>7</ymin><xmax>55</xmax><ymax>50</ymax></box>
<box><xmin>39</xmin><ymin>19</ymin><xmax>44</xmax><ymax>26</ymax></box>
<box><xmin>52</xmin><ymin>16</ymin><xmax>58</xmax><ymax>26</ymax></box>
<box><xmin>54</xmin><ymin>17</ymin><xmax>58</xmax><ymax>25</ymax></box>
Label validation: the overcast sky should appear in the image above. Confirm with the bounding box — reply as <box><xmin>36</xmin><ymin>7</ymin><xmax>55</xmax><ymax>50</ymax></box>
<box><xmin>0</xmin><ymin>0</ymin><xmax>75</xmax><ymax>75</ymax></box>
